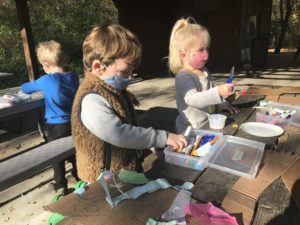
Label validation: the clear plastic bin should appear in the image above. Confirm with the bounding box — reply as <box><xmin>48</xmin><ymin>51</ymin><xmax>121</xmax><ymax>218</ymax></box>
<box><xmin>164</xmin><ymin>148</ymin><xmax>208</xmax><ymax>171</ymax></box>
<box><xmin>164</xmin><ymin>129</ymin><xmax>223</xmax><ymax>171</ymax></box>
<box><xmin>207</xmin><ymin>136</ymin><xmax>265</xmax><ymax>179</ymax></box>
<box><xmin>164</xmin><ymin>129</ymin><xmax>265</xmax><ymax>178</ymax></box>
<box><xmin>256</xmin><ymin>110</ymin><xmax>291</xmax><ymax>125</ymax></box>
<box><xmin>270</xmin><ymin>103</ymin><xmax>300</xmax><ymax>127</ymax></box>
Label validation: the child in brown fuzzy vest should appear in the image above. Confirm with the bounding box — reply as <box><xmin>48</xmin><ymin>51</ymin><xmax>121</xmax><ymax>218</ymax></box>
<box><xmin>71</xmin><ymin>24</ymin><xmax>187</xmax><ymax>183</ymax></box>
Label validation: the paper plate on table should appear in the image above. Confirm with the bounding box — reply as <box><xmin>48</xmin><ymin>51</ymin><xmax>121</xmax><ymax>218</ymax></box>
<box><xmin>240</xmin><ymin>122</ymin><xmax>284</xmax><ymax>137</ymax></box>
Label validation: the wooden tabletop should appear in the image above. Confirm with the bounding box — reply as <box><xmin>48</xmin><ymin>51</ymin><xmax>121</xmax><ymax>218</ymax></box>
<box><xmin>0</xmin><ymin>89</ymin><xmax>45</xmax><ymax>138</ymax></box>
<box><xmin>193</xmin><ymin>94</ymin><xmax>300</xmax><ymax>225</ymax></box>
<box><xmin>45</xmin><ymin>94</ymin><xmax>300</xmax><ymax>225</ymax></box>
<box><xmin>0</xmin><ymin>91</ymin><xmax>44</xmax><ymax>119</ymax></box>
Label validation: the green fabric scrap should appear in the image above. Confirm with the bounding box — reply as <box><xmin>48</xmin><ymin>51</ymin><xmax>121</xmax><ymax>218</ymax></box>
<box><xmin>146</xmin><ymin>218</ymin><xmax>177</xmax><ymax>225</ymax></box>
<box><xmin>48</xmin><ymin>195</ymin><xmax>64</xmax><ymax>225</ymax></box>
<box><xmin>117</xmin><ymin>168</ymin><xmax>149</xmax><ymax>184</ymax></box>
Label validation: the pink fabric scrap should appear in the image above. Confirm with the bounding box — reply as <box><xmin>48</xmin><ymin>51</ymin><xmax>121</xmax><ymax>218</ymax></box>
<box><xmin>184</xmin><ymin>202</ymin><xmax>238</xmax><ymax>225</ymax></box>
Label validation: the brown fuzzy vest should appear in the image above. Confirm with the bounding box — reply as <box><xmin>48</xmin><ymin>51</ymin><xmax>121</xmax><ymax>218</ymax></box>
<box><xmin>72</xmin><ymin>73</ymin><xmax>141</xmax><ymax>183</ymax></box>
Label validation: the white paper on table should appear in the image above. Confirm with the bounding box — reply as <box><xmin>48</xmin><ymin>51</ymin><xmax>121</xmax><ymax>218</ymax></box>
<box><xmin>0</xmin><ymin>91</ymin><xmax>31</xmax><ymax>109</ymax></box>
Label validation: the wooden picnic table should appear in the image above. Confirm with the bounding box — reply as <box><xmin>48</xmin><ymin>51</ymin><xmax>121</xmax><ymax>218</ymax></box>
<box><xmin>44</xmin><ymin>93</ymin><xmax>300</xmax><ymax>225</ymax></box>
<box><xmin>193</xmin><ymin>94</ymin><xmax>300</xmax><ymax>225</ymax></box>
<box><xmin>0</xmin><ymin>88</ymin><xmax>45</xmax><ymax>138</ymax></box>
<box><xmin>0</xmin><ymin>91</ymin><xmax>44</xmax><ymax>119</ymax></box>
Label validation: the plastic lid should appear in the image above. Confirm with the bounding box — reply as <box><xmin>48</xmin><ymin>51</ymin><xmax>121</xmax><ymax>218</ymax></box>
<box><xmin>207</xmin><ymin>135</ymin><xmax>265</xmax><ymax>179</ymax></box>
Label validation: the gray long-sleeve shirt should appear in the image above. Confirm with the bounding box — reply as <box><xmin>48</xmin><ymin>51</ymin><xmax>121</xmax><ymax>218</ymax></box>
<box><xmin>81</xmin><ymin>93</ymin><xmax>167</xmax><ymax>149</ymax></box>
<box><xmin>175</xmin><ymin>70</ymin><xmax>223</xmax><ymax>133</ymax></box>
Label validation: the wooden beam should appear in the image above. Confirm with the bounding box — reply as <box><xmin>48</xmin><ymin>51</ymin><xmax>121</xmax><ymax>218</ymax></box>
<box><xmin>15</xmin><ymin>0</ymin><xmax>38</xmax><ymax>81</ymax></box>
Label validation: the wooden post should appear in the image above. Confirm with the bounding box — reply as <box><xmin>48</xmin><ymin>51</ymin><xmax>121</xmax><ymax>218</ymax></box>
<box><xmin>15</xmin><ymin>0</ymin><xmax>38</xmax><ymax>81</ymax></box>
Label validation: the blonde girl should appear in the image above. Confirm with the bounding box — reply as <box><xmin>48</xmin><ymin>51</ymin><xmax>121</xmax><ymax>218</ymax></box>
<box><xmin>169</xmin><ymin>17</ymin><xmax>238</xmax><ymax>133</ymax></box>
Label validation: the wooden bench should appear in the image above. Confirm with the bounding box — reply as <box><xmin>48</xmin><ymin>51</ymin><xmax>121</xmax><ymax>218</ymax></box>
<box><xmin>0</xmin><ymin>72</ymin><xmax>14</xmax><ymax>81</ymax></box>
<box><xmin>0</xmin><ymin>136</ymin><xmax>75</xmax><ymax>192</ymax></box>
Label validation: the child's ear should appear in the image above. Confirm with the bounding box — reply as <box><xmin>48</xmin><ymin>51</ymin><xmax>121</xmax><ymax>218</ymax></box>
<box><xmin>92</xmin><ymin>59</ymin><xmax>105</xmax><ymax>76</ymax></box>
<box><xmin>42</xmin><ymin>62</ymin><xmax>50</xmax><ymax>69</ymax></box>
<box><xmin>179</xmin><ymin>50</ymin><xmax>187</xmax><ymax>61</ymax></box>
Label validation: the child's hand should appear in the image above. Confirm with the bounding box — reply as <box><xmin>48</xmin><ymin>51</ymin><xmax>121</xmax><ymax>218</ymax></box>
<box><xmin>218</xmin><ymin>102</ymin><xmax>240</xmax><ymax>113</ymax></box>
<box><xmin>218</xmin><ymin>83</ymin><xmax>234</xmax><ymax>97</ymax></box>
<box><xmin>166</xmin><ymin>133</ymin><xmax>188</xmax><ymax>150</ymax></box>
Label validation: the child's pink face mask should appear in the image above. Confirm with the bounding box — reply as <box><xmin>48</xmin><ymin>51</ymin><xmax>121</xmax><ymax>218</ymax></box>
<box><xmin>188</xmin><ymin>50</ymin><xmax>209</xmax><ymax>69</ymax></box>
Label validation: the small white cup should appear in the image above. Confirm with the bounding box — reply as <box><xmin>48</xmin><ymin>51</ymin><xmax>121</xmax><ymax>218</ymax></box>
<box><xmin>208</xmin><ymin>114</ymin><xmax>227</xmax><ymax>129</ymax></box>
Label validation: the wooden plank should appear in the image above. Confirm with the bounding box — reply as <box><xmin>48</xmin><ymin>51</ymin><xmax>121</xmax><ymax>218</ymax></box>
<box><xmin>231</xmin><ymin>151</ymin><xmax>299</xmax><ymax>200</ymax></box>
<box><xmin>221</xmin><ymin>189</ymin><xmax>256</xmax><ymax>225</ymax></box>
<box><xmin>0</xmin><ymin>92</ymin><xmax>44</xmax><ymax>119</ymax></box>
<box><xmin>231</xmin><ymin>94</ymin><xmax>265</xmax><ymax>106</ymax></box>
<box><xmin>277</xmin><ymin>131</ymin><xmax>300</xmax><ymax>154</ymax></box>
<box><xmin>192</xmin><ymin>168</ymin><xmax>239</xmax><ymax>205</ymax></box>
<box><xmin>252</xmin><ymin>177</ymin><xmax>300</xmax><ymax>225</ymax></box>
<box><xmin>223</xmin><ymin>107</ymin><xmax>255</xmax><ymax>135</ymax></box>
<box><xmin>45</xmin><ymin>183</ymin><xmax>187</xmax><ymax>225</ymax></box>
<box><xmin>282</xmin><ymin>158</ymin><xmax>300</xmax><ymax>210</ymax></box>
<box><xmin>0</xmin><ymin>72</ymin><xmax>14</xmax><ymax>81</ymax></box>
<box><xmin>249</xmin><ymin>86</ymin><xmax>300</xmax><ymax>95</ymax></box>
<box><xmin>278</xmin><ymin>95</ymin><xmax>300</xmax><ymax>104</ymax></box>
<box><xmin>145</xmin><ymin>159</ymin><xmax>202</xmax><ymax>185</ymax></box>
<box><xmin>0</xmin><ymin>136</ymin><xmax>74</xmax><ymax>191</ymax></box>
<box><xmin>221</xmin><ymin>150</ymin><xmax>299</xmax><ymax>225</ymax></box>
<box><xmin>246</xmin><ymin>86</ymin><xmax>300</xmax><ymax>103</ymax></box>
<box><xmin>15</xmin><ymin>0</ymin><xmax>39</xmax><ymax>81</ymax></box>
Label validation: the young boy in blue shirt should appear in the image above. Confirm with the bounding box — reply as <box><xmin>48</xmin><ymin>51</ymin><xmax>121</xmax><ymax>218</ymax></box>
<box><xmin>22</xmin><ymin>40</ymin><xmax>79</xmax><ymax>195</ymax></box>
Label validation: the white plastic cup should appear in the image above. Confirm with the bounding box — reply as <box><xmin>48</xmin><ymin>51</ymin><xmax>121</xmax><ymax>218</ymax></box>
<box><xmin>208</xmin><ymin>114</ymin><xmax>227</xmax><ymax>129</ymax></box>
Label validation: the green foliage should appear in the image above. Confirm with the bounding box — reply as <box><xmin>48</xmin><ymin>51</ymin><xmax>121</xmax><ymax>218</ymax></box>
<box><xmin>0</xmin><ymin>0</ymin><xmax>27</xmax><ymax>88</ymax></box>
<box><xmin>0</xmin><ymin>0</ymin><xmax>118</xmax><ymax>89</ymax></box>
<box><xmin>270</xmin><ymin>0</ymin><xmax>300</xmax><ymax>48</ymax></box>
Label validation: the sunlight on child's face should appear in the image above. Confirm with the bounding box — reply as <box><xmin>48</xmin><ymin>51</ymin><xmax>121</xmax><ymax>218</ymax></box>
<box><xmin>102</xmin><ymin>57</ymin><xmax>134</xmax><ymax>79</ymax></box>
<box><xmin>187</xmin><ymin>33</ymin><xmax>209</xmax><ymax>56</ymax></box>
<box><xmin>182</xmin><ymin>33</ymin><xmax>209</xmax><ymax>70</ymax></box>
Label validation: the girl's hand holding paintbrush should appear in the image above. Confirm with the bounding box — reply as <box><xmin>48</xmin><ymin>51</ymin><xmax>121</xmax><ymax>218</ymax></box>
<box><xmin>218</xmin><ymin>66</ymin><xmax>235</xmax><ymax>97</ymax></box>
<box><xmin>218</xmin><ymin>83</ymin><xmax>235</xmax><ymax>97</ymax></box>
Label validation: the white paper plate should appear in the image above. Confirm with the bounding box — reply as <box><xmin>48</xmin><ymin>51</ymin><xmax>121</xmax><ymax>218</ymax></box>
<box><xmin>240</xmin><ymin>122</ymin><xmax>284</xmax><ymax>137</ymax></box>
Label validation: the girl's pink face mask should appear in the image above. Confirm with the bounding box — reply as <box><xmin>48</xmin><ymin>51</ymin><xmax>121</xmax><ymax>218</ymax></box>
<box><xmin>189</xmin><ymin>50</ymin><xmax>209</xmax><ymax>69</ymax></box>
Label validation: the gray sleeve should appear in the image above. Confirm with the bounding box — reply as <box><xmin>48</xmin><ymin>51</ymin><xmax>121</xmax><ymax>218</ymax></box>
<box><xmin>81</xmin><ymin>94</ymin><xmax>167</xmax><ymax>149</ymax></box>
<box><xmin>175</xmin><ymin>73</ymin><xmax>198</xmax><ymax>99</ymax></box>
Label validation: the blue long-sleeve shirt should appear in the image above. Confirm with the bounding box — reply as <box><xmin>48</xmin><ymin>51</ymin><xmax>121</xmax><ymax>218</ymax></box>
<box><xmin>22</xmin><ymin>72</ymin><xmax>79</xmax><ymax>124</ymax></box>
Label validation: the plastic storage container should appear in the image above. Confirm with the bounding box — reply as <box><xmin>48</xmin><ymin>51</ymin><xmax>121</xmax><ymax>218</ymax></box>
<box><xmin>256</xmin><ymin>110</ymin><xmax>291</xmax><ymax>125</ymax></box>
<box><xmin>270</xmin><ymin>103</ymin><xmax>300</xmax><ymax>127</ymax></box>
<box><xmin>207</xmin><ymin>136</ymin><xmax>265</xmax><ymax>179</ymax></box>
<box><xmin>164</xmin><ymin>129</ymin><xmax>223</xmax><ymax>171</ymax></box>
<box><xmin>164</xmin><ymin>129</ymin><xmax>266</xmax><ymax>179</ymax></box>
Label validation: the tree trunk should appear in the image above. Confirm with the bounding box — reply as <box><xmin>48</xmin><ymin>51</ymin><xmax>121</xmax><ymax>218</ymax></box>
<box><xmin>274</xmin><ymin>0</ymin><xmax>295</xmax><ymax>54</ymax></box>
